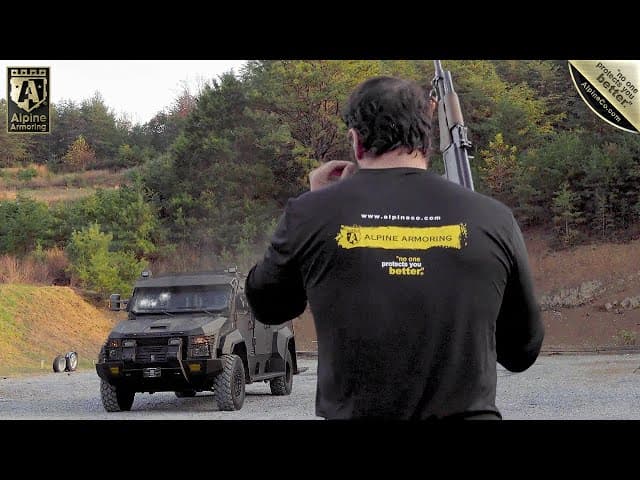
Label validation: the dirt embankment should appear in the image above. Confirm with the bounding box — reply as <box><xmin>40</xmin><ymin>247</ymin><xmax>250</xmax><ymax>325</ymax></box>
<box><xmin>526</xmin><ymin>230</ymin><xmax>640</xmax><ymax>350</ymax></box>
<box><xmin>293</xmin><ymin>229</ymin><xmax>640</xmax><ymax>352</ymax></box>
<box><xmin>0</xmin><ymin>284</ymin><xmax>115</xmax><ymax>375</ymax></box>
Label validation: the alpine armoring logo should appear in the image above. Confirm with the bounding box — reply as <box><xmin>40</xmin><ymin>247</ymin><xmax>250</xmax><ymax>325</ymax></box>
<box><xmin>7</xmin><ymin>67</ymin><xmax>50</xmax><ymax>134</ymax></box>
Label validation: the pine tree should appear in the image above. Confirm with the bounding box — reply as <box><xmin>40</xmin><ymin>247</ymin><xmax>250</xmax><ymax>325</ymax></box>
<box><xmin>479</xmin><ymin>133</ymin><xmax>519</xmax><ymax>207</ymax></box>
<box><xmin>552</xmin><ymin>182</ymin><xmax>583</xmax><ymax>246</ymax></box>
<box><xmin>591</xmin><ymin>191</ymin><xmax>615</xmax><ymax>240</ymax></box>
<box><xmin>62</xmin><ymin>135</ymin><xmax>96</xmax><ymax>171</ymax></box>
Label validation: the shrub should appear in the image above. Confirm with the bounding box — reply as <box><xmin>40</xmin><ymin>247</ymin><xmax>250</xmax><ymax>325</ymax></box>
<box><xmin>615</xmin><ymin>330</ymin><xmax>637</xmax><ymax>346</ymax></box>
<box><xmin>0</xmin><ymin>254</ymin><xmax>46</xmax><ymax>284</ymax></box>
<box><xmin>0</xmin><ymin>246</ymin><xmax>69</xmax><ymax>285</ymax></box>
<box><xmin>31</xmin><ymin>244</ymin><xmax>70</xmax><ymax>285</ymax></box>
<box><xmin>17</xmin><ymin>167</ymin><xmax>37</xmax><ymax>181</ymax></box>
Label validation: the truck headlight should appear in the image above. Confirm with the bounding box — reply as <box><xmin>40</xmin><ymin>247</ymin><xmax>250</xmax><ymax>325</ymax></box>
<box><xmin>188</xmin><ymin>335</ymin><xmax>210</xmax><ymax>358</ymax></box>
<box><xmin>107</xmin><ymin>348</ymin><xmax>122</xmax><ymax>360</ymax></box>
<box><xmin>168</xmin><ymin>337</ymin><xmax>182</xmax><ymax>346</ymax></box>
<box><xmin>106</xmin><ymin>338</ymin><xmax>122</xmax><ymax>360</ymax></box>
<box><xmin>122</xmin><ymin>339</ymin><xmax>136</xmax><ymax>348</ymax></box>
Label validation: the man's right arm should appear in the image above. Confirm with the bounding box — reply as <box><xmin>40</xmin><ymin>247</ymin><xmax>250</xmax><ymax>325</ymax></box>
<box><xmin>496</xmin><ymin>215</ymin><xmax>545</xmax><ymax>372</ymax></box>
<box><xmin>245</xmin><ymin>161</ymin><xmax>355</xmax><ymax>324</ymax></box>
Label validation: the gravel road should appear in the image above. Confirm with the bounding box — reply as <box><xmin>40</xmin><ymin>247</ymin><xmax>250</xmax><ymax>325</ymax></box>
<box><xmin>1</xmin><ymin>354</ymin><xmax>640</xmax><ymax>419</ymax></box>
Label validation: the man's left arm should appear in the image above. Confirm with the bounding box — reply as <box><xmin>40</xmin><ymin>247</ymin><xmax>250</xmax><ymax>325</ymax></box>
<box><xmin>245</xmin><ymin>200</ymin><xmax>307</xmax><ymax>325</ymax></box>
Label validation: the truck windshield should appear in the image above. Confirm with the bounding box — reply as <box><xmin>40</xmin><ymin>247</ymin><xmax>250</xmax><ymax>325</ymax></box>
<box><xmin>130</xmin><ymin>285</ymin><xmax>231</xmax><ymax>313</ymax></box>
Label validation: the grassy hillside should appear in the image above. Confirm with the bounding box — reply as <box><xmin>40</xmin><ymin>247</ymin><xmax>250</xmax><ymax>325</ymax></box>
<box><xmin>0</xmin><ymin>165</ymin><xmax>130</xmax><ymax>204</ymax></box>
<box><xmin>0</xmin><ymin>284</ymin><xmax>115</xmax><ymax>376</ymax></box>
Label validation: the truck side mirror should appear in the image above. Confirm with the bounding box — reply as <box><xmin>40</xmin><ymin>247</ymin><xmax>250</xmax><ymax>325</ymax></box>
<box><xmin>109</xmin><ymin>294</ymin><xmax>121</xmax><ymax>311</ymax></box>
<box><xmin>236</xmin><ymin>294</ymin><xmax>249</xmax><ymax>314</ymax></box>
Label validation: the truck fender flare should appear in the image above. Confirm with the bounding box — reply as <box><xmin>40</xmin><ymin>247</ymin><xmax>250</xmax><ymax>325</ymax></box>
<box><xmin>275</xmin><ymin>326</ymin><xmax>293</xmax><ymax>357</ymax></box>
<box><xmin>221</xmin><ymin>330</ymin><xmax>245</xmax><ymax>355</ymax></box>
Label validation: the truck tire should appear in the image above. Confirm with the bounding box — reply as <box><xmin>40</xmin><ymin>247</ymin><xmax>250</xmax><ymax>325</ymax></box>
<box><xmin>214</xmin><ymin>354</ymin><xmax>245</xmax><ymax>411</ymax></box>
<box><xmin>52</xmin><ymin>355</ymin><xmax>66</xmax><ymax>373</ymax></box>
<box><xmin>270</xmin><ymin>350</ymin><xmax>293</xmax><ymax>396</ymax></box>
<box><xmin>100</xmin><ymin>379</ymin><xmax>135</xmax><ymax>412</ymax></box>
<box><xmin>175</xmin><ymin>390</ymin><xmax>197</xmax><ymax>398</ymax></box>
<box><xmin>65</xmin><ymin>351</ymin><xmax>78</xmax><ymax>372</ymax></box>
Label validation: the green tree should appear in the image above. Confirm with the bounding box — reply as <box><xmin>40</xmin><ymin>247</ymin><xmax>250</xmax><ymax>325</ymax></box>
<box><xmin>115</xmin><ymin>143</ymin><xmax>150</xmax><ymax>168</ymax></box>
<box><xmin>117</xmin><ymin>144</ymin><xmax>135</xmax><ymax>166</ymax></box>
<box><xmin>79</xmin><ymin>92</ymin><xmax>126</xmax><ymax>161</ymax></box>
<box><xmin>479</xmin><ymin>133</ymin><xmax>519</xmax><ymax>207</ymax></box>
<box><xmin>0</xmin><ymin>99</ymin><xmax>31</xmax><ymax>166</ymax></box>
<box><xmin>0</xmin><ymin>195</ymin><xmax>54</xmax><ymax>255</ymax></box>
<box><xmin>552</xmin><ymin>182</ymin><xmax>583</xmax><ymax>246</ymax></box>
<box><xmin>632</xmin><ymin>198</ymin><xmax>640</xmax><ymax>225</ymax></box>
<box><xmin>245</xmin><ymin>60</ymin><xmax>381</xmax><ymax>171</ymax></box>
<box><xmin>144</xmin><ymin>71</ymin><xmax>296</xmax><ymax>253</ymax></box>
<box><xmin>66</xmin><ymin>223</ymin><xmax>146</xmax><ymax>296</ymax></box>
<box><xmin>591</xmin><ymin>191</ymin><xmax>615</xmax><ymax>240</ymax></box>
<box><xmin>53</xmin><ymin>185</ymin><xmax>161</xmax><ymax>258</ymax></box>
<box><xmin>45</xmin><ymin>100</ymin><xmax>85</xmax><ymax>168</ymax></box>
<box><xmin>433</xmin><ymin>60</ymin><xmax>559</xmax><ymax>154</ymax></box>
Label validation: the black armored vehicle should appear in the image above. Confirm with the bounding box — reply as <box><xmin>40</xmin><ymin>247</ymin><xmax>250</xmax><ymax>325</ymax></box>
<box><xmin>96</xmin><ymin>269</ymin><xmax>298</xmax><ymax>412</ymax></box>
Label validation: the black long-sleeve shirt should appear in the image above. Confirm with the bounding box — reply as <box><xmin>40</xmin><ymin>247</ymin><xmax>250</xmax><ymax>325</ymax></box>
<box><xmin>246</xmin><ymin>167</ymin><xmax>544</xmax><ymax>419</ymax></box>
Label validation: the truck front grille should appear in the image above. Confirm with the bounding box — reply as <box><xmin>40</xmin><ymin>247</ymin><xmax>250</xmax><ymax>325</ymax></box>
<box><xmin>136</xmin><ymin>345</ymin><xmax>168</xmax><ymax>363</ymax></box>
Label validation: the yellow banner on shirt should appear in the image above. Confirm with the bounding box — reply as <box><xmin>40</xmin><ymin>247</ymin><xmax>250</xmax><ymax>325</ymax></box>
<box><xmin>335</xmin><ymin>224</ymin><xmax>467</xmax><ymax>250</ymax></box>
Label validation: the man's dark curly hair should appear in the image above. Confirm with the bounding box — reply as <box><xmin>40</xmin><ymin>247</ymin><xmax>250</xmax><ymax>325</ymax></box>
<box><xmin>341</xmin><ymin>76</ymin><xmax>433</xmax><ymax>157</ymax></box>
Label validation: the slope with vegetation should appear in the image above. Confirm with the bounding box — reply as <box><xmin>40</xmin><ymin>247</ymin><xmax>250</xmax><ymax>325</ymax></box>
<box><xmin>0</xmin><ymin>284</ymin><xmax>115</xmax><ymax>375</ymax></box>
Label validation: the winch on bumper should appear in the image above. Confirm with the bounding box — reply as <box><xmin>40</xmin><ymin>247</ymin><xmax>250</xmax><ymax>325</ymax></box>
<box><xmin>95</xmin><ymin>336</ymin><xmax>223</xmax><ymax>392</ymax></box>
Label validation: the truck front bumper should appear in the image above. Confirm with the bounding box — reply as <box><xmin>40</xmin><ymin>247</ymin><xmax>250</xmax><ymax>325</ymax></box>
<box><xmin>96</xmin><ymin>358</ymin><xmax>224</xmax><ymax>392</ymax></box>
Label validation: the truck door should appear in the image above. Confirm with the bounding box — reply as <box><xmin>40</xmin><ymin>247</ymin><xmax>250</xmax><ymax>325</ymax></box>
<box><xmin>234</xmin><ymin>292</ymin><xmax>255</xmax><ymax>356</ymax></box>
<box><xmin>253</xmin><ymin>315</ymin><xmax>272</xmax><ymax>362</ymax></box>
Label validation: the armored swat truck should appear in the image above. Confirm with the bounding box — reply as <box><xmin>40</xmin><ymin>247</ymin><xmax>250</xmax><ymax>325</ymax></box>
<box><xmin>96</xmin><ymin>269</ymin><xmax>298</xmax><ymax>412</ymax></box>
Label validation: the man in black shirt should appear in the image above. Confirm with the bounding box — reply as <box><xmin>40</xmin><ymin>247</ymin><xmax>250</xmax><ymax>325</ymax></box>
<box><xmin>245</xmin><ymin>76</ymin><xmax>544</xmax><ymax>419</ymax></box>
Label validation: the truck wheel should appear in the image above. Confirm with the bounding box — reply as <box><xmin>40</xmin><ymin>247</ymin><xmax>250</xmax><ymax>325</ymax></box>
<box><xmin>52</xmin><ymin>355</ymin><xmax>66</xmax><ymax>373</ymax></box>
<box><xmin>214</xmin><ymin>354</ymin><xmax>245</xmax><ymax>411</ymax></box>
<box><xmin>175</xmin><ymin>390</ymin><xmax>197</xmax><ymax>398</ymax></box>
<box><xmin>270</xmin><ymin>350</ymin><xmax>293</xmax><ymax>396</ymax></box>
<box><xmin>100</xmin><ymin>379</ymin><xmax>135</xmax><ymax>412</ymax></box>
<box><xmin>65</xmin><ymin>351</ymin><xmax>78</xmax><ymax>372</ymax></box>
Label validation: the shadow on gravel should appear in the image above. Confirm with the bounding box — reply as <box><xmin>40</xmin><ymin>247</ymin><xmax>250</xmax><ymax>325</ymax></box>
<box><xmin>134</xmin><ymin>394</ymin><xmax>219</xmax><ymax>412</ymax></box>
<box><xmin>130</xmin><ymin>389</ymin><xmax>278</xmax><ymax>413</ymax></box>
